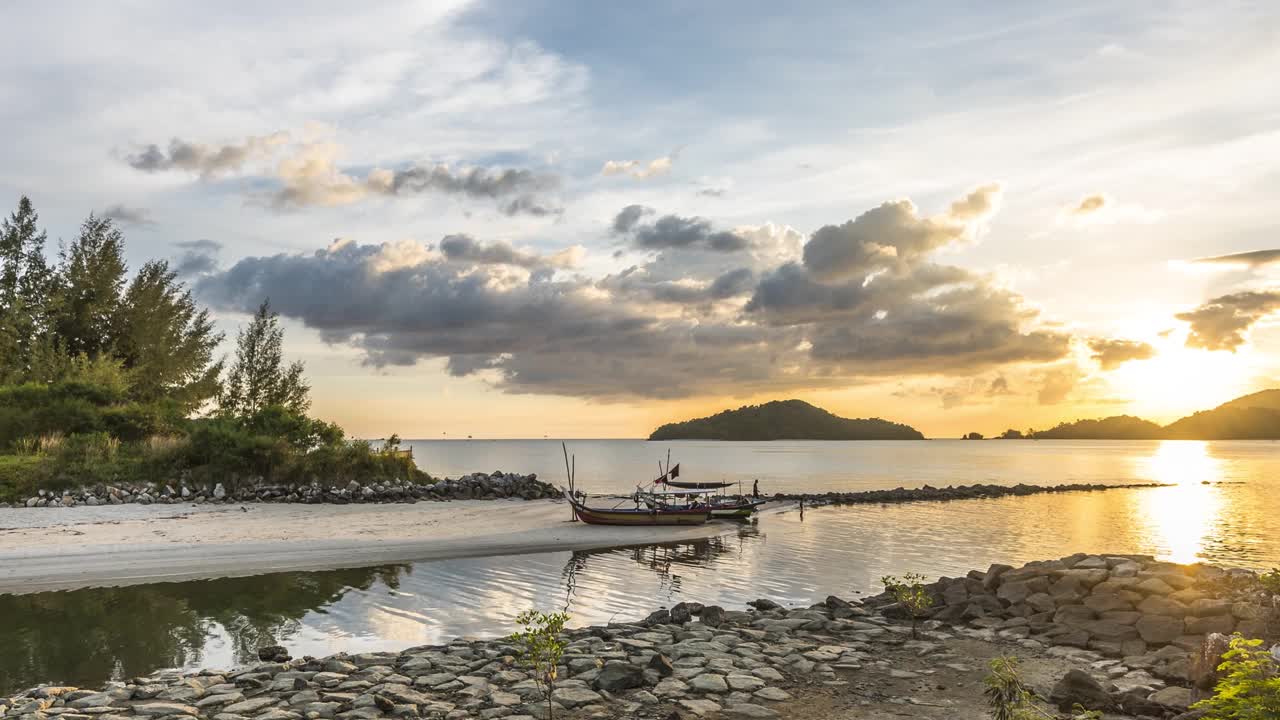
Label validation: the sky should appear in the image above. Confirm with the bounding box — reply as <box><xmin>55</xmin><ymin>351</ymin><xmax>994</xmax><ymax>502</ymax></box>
<box><xmin>1</xmin><ymin>1</ymin><xmax>1278</xmax><ymax>438</ymax></box>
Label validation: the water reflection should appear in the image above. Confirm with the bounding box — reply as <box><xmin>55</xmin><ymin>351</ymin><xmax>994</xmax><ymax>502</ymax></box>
<box><xmin>1135</xmin><ymin>441</ymin><xmax>1226</xmax><ymax>564</ymax></box>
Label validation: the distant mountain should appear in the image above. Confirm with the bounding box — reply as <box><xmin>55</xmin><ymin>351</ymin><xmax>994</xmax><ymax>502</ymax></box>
<box><xmin>1163</xmin><ymin>389</ymin><xmax>1280</xmax><ymax>440</ymax></box>
<box><xmin>1027</xmin><ymin>389</ymin><xmax>1280</xmax><ymax>441</ymax></box>
<box><xmin>1031</xmin><ymin>415</ymin><xmax>1165</xmax><ymax>440</ymax></box>
<box><xmin>648</xmin><ymin>400</ymin><xmax>924</xmax><ymax>441</ymax></box>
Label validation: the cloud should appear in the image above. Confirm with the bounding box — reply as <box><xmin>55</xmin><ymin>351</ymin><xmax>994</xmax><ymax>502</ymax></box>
<box><xmin>101</xmin><ymin>204</ymin><xmax>154</xmax><ymax>227</ymax></box>
<box><xmin>696</xmin><ymin>187</ymin><xmax>727</xmax><ymax>197</ymax></box>
<box><xmin>1036</xmin><ymin>367</ymin><xmax>1079</xmax><ymax>405</ymax></box>
<box><xmin>1088</xmin><ymin>337</ymin><xmax>1156</xmax><ymax>370</ymax></box>
<box><xmin>987</xmin><ymin>375</ymin><xmax>1012</xmax><ymax>396</ymax></box>
<box><xmin>125</xmin><ymin>131</ymin><xmax>560</xmax><ymax>216</ymax></box>
<box><xmin>125</xmin><ymin>133</ymin><xmax>290</xmax><ymax>178</ymax></box>
<box><xmin>194</xmin><ymin>186</ymin><xmax>1071</xmax><ymax>399</ymax></box>
<box><xmin>1070</xmin><ymin>194</ymin><xmax>1108</xmax><ymax>216</ymax></box>
<box><xmin>1191</xmin><ymin>249</ymin><xmax>1280</xmax><ymax>269</ymax></box>
<box><xmin>801</xmin><ymin>183</ymin><xmax>1003</xmax><ymax>282</ymax></box>
<box><xmin>173</xmin><ymin>239</ymin><xmax>223</xmax><ymax>277</ymax></box>
<box><xmin>438</xmin><ymin>234</ymin><xmax>580</xmax><ymax>270</ymax></box>
<box><xmin>602</xmin><ymin>154</ymin><xmax>674</xmax><ymax>179</ymax></box>
<box><xmin>1176</xmin><ymin>290</ymin><xmax>1280</xmax><ymax>351</ymax></box>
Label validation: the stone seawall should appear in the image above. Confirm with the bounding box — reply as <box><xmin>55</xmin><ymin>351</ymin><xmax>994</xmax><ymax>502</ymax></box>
<box><xmin>771</xmin><ymin>481</ymin><xmax>1170</xmax><ymax>507</ymax></box>
<box><xmin>4</xmin><ymin>556</ymin><xmax>1275</xmax><ymax>720</ymax></box>
<box><xmin>3</xmin><ymin>471</ymin><xmax>559</xmax><ymax>509</ymax></box>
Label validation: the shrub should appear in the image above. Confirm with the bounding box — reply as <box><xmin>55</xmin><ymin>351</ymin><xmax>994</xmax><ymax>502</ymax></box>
<box><xmin>1192</xmin><ymin>634</ymin><xmax>1280</xmax><ymax>719</ymax></box>
<box><xmin>0</xmin><ymin>455</ymin><xmax>49</xmax><ymax>503</ymax></box>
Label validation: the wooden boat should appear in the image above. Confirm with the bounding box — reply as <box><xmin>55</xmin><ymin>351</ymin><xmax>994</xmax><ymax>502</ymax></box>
<box><xmin>564</xmin><ymin>489</ymin><xmax>711</xmax><ymax>526</ymax></box>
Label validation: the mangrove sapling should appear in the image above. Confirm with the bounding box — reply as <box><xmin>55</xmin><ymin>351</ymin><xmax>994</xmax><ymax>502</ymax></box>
<box><xmin>984</xmin><ymin>656</ymin><xmax>1101</xmax><ymax>720</ymax></box>
<box><xmin>506</xmin><ymin>610</ymin><xmax>570</xmax><ymax>720</ymax></box>
<box><xmin>881</xmin><ymin>573</ymin><xmax>934</xmax><ymax>639</ymax></box>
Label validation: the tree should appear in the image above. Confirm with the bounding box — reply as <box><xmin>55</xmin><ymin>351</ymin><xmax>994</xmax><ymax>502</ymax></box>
<box><xmin>881</xmin><ymin>573</ymin><xmax>934</xmax><ymax>639</ymax></box>
<box><xmin>114</xmin><ymin>260</ymin><xmax>223</xmax><ymax>410</ymax></box>
<box><xmin>220</xmin><ymin>300</ymin><xmax>310</xmax><ymax>417</ymax></box>
<box><xmin>1192</xmin><ymin>635</ymin><xmax>1280</xmax><ymax>719</ymax></box>
<box><xmin>52</xmin><ymin>215</ymin><xmax>128</xmax><ymax>360</ymax></box>
<box><xmin>506</xmin><ymin>610</ymin><xmax>570</xmax><ymax>720</ymax></box>
<box><xmin>0</xmin><ymin>197</ymin><xmax>53</xmax><ymax>380</ymax></box>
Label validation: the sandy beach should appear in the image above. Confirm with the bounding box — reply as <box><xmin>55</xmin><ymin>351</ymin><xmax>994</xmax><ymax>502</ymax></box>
<box><xmin>0</xmin><ymin>499</ymin><xmax>747</xmax><ymax>595</ymax></box>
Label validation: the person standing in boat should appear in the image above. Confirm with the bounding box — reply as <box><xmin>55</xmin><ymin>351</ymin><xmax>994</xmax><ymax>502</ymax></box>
<box><xmin>752</xmin><ymin>479</ymin><xmax>759</xmax><ymax>499</ymax></box>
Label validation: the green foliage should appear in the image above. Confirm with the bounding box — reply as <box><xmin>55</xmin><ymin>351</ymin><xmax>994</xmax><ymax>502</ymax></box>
<box><xmin>1260</xmin><ymin>569</ymin><xmax>1280</xmax><ymax>596</ymax></box>
<box><xmin>506</xmin><ymin>610</ymin><xmax>570</xmax><ymax>720</ymax></box>
<box><xmin>52</xmin><ymin>214</ymin><xmax>128</xmax><ymax>360</ymax></box>
<box><xmin>881</xmin><ymin>573</ymin><xmax>934</xmax><ymax>639</ymax></box>
<box><xmin>1192</xmin><ymin>634</ymin><xmax>1280</xmax><ymax>719</ymax></box>
<box><xmin>983</xmin><ymin>656</ymin><xmax>1099</xmax><ymax>720</ymax></box>
<box><xmin>1031</xmin><ymin>415</ymin><xmax>1164</xmax><ymax>440</ymax></box>
<box><xmin>649</xmin><ymin>399</ymin><xmax>924</xmax><ymax>441</ymax></box>
<box><xmin>220</xmin><ymin>301</ymin><xmax>310</xmax><ymax>418</ymax></box>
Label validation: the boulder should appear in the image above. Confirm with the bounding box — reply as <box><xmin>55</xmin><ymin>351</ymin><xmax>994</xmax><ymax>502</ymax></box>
<box><xmin>1185</xmin><ymin>615</ymin><xmax>1235</xmax><ymax>636</ymax></box>
<box><xmin>1149</xmin><ymin>686</ymin><xmax>1193</xmax><ymax>711</ymax></box>
<box><xmin>1190</xmin><ymin>633</ymin><xmax>1233</xmax><ymax>691</ymax></box>
<box><xmin>700</xmin><ymin>606</ymin><xmax>726</xmax><ymax>628</ymax></box>
<box><xmin>748</xmin><ymin>599</ymin><xmax>781</xmax><ymax>611</ymax></box>
<box><xmin>1135</xmin><ymin>615</ymin><xmax>1183</xmax><ymax>645</ymax></box>
<box><xmin>593</xmin><ymin>663</ymin><xmax>645</xmax><ymax>692</ymax></box>
<box><xmin>1049</xmin><ymin>669</ymin><xmax>1111</xmax><ymax>712</ymax></box>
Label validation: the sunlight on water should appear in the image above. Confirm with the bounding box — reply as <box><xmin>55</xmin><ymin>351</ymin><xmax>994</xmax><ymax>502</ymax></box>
<box><xmin>1135</xmin><ymin>441</ymin><xmax>1224</xmax><ymax>564</ymax></box>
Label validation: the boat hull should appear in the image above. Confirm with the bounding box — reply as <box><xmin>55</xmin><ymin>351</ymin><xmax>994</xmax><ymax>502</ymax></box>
<box><xmin>565</xmin><ymin>490</ymin><xmax>710</xmax><ymax>526</ymax></box>
<box><xmin>709</xmin><ymin>500</ymin><xmax>766</xmax><ymax>518</ymax></box>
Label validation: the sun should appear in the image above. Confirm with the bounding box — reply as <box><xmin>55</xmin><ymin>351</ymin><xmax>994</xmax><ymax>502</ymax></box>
<box><xmin>1107</xmin><ymin>335</ymin><xmax>1254</xmax><ymax>421</ymax></box>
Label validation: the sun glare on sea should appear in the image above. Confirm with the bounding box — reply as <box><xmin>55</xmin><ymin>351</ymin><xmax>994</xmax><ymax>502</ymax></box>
<box><xmin>1135</xmin><ymin>441</ymin><xmax>1223</xmax><ymax>564</ymax></box>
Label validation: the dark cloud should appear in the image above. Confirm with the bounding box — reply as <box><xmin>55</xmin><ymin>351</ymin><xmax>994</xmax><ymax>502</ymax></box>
<box><xmin>987</xmin><ymin>375</ymin><xmax>1011</xmax><ymax>396</ymax></box>
<box><xmin>194</xmin><ymin>185</ymin><xmax>1070</xmax><ymax>399</ymax></box>
<box><xmin>125</xmin><ymin>133</ymin><xmax>287</xmax><ymax>177</ymax></box>
<box><xmin>173</xmin><ymin>239</ymin><xmax>223</xmax><ymax>277</ymax></box>
<box><xmin>439</xmin><ymin>234</ymin><xmax>578</xmax><ymax>269</ymax></box>
<box><xmin>101</xmin><ymin>204</ymin><xmax>154</xmax><ymax>227</ymax></box>
<box><xmin>1192</xmin><ymin>249</ymin><xmax>1280</xmax><ymax>268</ymax></box>
<box><xmin>1176</xmin><ymin>290</ymin><xmax>1280</xmax><ymax>351</ymax></box>
<box><xmin>1088</xmin><ymin>338</ymin><xmax>1155</xmax><ymax>370</ymax></box>
<box><xmin>612</xmin><ymin>207</ymin><xmax>754</xmax><ymax>253</ymax></box>
<box><xmin>1071</xmin><ymin>194</ymin><xmax>1108</xmax><ymax>216</ymax></box>
<box><xmin>802</xmin><ymin>184</ymin><xmax>1002</xmax><ymax>282</ymax></box>
<box><xmin>372</xmin><ymin>165</ymin><xmax>562</xmax><ymax>217</ymax></box>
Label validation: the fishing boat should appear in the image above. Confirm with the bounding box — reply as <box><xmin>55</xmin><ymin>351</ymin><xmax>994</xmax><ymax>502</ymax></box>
<box><xmin>563</xmin><ymin>488</ymin><xmax>711</xmax><ymax>525</ymax></box>
<box><xmin>643</xmin><ymin>487</ymin><xmax>766</xmax><ymax>519</ymax></box>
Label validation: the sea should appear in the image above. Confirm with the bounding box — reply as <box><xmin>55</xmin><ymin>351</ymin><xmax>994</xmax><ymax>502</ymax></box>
<box><xmin>1</xmin><ymin>439</ymin><xmax>1276</xmax><ymax>694</ymax></box>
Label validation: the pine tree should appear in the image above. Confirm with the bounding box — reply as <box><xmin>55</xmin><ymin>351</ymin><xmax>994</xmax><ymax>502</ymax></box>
<box><xmin>52</xmin><ymin>215</ymin><xmax>128</xmax><ymax>360</ymax></box>
<box><xmin>220</xmin><ymin>300</ymin><xmax>310</xmax><ymax>417</ymax></box>
<box><xmin>0</xmin><ymin>196</ymin><xmax>54</xmax><ymax>380</ymax></box>
<box><xmin>115</xmin><ymin>260</ymin><xmax>224</xmax><ymax>409</ymax></box>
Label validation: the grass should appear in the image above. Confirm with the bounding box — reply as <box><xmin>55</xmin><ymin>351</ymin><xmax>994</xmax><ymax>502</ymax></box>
<box><xmin>0</xmin><ymin>454</ymin><xmax>48</xmax><ymax>504</ymax></box>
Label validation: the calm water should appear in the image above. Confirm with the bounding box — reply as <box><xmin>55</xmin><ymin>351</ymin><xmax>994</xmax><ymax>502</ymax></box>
<box><xmin>2</xmin><ymin>440</ymin><xmax>1277</xmax><ymax>695</ymax></box>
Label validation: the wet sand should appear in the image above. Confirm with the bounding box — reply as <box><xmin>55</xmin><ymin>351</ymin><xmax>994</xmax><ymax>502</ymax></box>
<box><xmin>0</xmin><ymin>499</ymin><xmax>750</xmax><ymax>594</ymax></box>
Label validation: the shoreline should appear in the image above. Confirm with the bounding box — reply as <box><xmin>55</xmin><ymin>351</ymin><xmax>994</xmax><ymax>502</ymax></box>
<box><xmin>0</xmin><ymin>499</ymin><xmax>752</xmax><ymax>595</ymax></box>
<box><xmin>7</xmin><ymin>554</ymin><xmax>1272</xmax><ymax>719</ymax></box>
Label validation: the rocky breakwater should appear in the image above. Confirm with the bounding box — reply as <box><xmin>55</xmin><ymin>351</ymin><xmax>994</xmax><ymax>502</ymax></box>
<box><xmin>771</xmin><ymin>481</ymin><xmax>1168</xmax><ymax>508</ymax></box>
<box><xmin>865</xmin><ymin>553</ymin><xmax>1280</xmax><ymax>716</ymax></box>
<box><xmin>5</xmin><ymin>472</ymin><xmax>559</xmax><ymax>509</ymax></box>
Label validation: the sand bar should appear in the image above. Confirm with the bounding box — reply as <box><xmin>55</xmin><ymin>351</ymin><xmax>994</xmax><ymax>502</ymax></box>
<box><xmin>0</xmin><ymin>499</ymin><xmax>748</xmax><ymax>595</ymax></box>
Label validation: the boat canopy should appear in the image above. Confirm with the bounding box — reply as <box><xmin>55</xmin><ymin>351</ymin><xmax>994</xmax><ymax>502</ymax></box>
<box><xmin>661</xmin><ymin>480</ymin><xmax>734</xmax><ymax>490</ymax></box>
<box><xmin>645</xmin><ymin>487</ymin><xmax>731</xmax><ymax>497</ymax></box>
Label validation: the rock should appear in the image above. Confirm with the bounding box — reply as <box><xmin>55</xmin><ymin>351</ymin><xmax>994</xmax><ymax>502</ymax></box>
<box><xmin>748</xmin><ymin>599</ymin><xmax>781</xmax><ymax>611</ymax></box>
<box><xmin>648</xmin><ymin>654</ymin><xmax>675</xmax><ymax>677</ymax></box>
<box><xmin>700</xmin><ymin>606</ymin><xmax>726</xmax><ymax>628</ymax></box>
<box><xmin>1185</xmin><ymin>615</ymin><xmax>1235</xmax><ymax>636</ymax></box>
<box><xmin>1191</xmin><ymin>633</ymin><xmax>1233</xmax><ymax>690</ymax></box>
<box><xmin>724</xmin><ymin>675</ymin><xmax>764</xmax><ymax>692</ymax></box>
<box><xmin>131</xmin><ymin>702</ymin><xmax>200</xmax><ymax>716</ymax></box>
<box><xmin>1136</xmin><ymin>615</ymin><xmax>1184</xmax><ymax>644</ymax></box>
<box><xmin>258</xmin><ymin>645</ymin><xmax>291</xmax><ymax>662</ymax></box>
<box><xmin>997</xmin><ymin>581</ymin><xmax>1032</xmax><ymax>606</ymax></box>
<box><xmin>551</xmin><ymin>687</ymin><xmax>602</xmax><ymax>708</ymax></box>
<box><xmin>670</xmin><ymin>603</ymin><xmax>694</xmax><ymax>625</ymax></box>
<box><xmin>1135</xmin><ymin>578</ymin><xmax>1176</xmax><ymax>595</ymax></box>
<box><xmin>753</xmin><ymin>687</ymin><xmax>791</xmax><ymax>702</ymax></box>
<box><xmin>1049</xmin><ymin>669</ymin><xmax>1111</xmax><ymax>712</ymax></box>
<box><xmin>689</xmin><ymin>674</ymin><xmax>729</xmax><ymax>693</ymax></box>
<box><xmin>222</xmin><ymin>697</ymin><xmax>280</xmax><ymax>715</ymax></box>
<box><xmin>983</xmin><ymin>564</ymin><xmax>1014</xmax><ymax>591</ymax></box>
<box><xmin>594</xmin><ymin>663</ymin><xmax>645</xmax><ymax>692</ymax></box>
<box><xmin>212</xmin><ymin>483</ymin><xmax>226</xmax><ymax>499</ymax></box>
<box><xmin>1137</xmin><ymin>595</ymin><xmax>1187</xmax><ymax>617</ymax></box>
<box><xmin>678</xmin><ymin>698</ymin><xmax>722</xmax><ymax>717</ymax></box>
<box><xmin>645</xmin><ymin>609</ymin><xmax>672</xmax><ymax>626</ymax></box>
<box><xmin>722</xmin><ymin>703</ymin><xmax>780</xmax><ymax>719</ymax></box>
<box><xmin>1191</xmin><ymin>599</ymin><xmax>1233</xmax><ymax>617</ymax></box>
<box><xmin>1149</xmin><ymin>686</ymin><xmax>1193</xmax><ymax>710</ymax></box>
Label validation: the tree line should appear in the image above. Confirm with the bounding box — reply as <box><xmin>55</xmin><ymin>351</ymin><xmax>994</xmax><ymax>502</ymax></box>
<box><xmin>0</xmin><ymin>196</ymin><xmax>420</xmax><ymax>501</ymax></box>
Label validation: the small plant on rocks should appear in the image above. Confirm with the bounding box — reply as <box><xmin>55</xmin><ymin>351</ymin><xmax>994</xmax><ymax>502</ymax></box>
<box><xmin>1192</xmin><ymin>634</ymin><xmax>1280</xmax><ymax>720</ymax></box>
<box><xmin>507</xmin><ymin>609</ymin><xmax>570</xmax><ymax>720</ymax></box>
<box><xmin>881</xmin><ymin>572</ymin><xmax>933</xmax><ymax>639</ymax></box>
<box><xmin>1259</xmin><ymin>568</ymin><xmax>1280</xmax><ymax>596</ymax></box>
<box><xmin>984</xmin><ymin>656</ymin><xmax>1101</xmax><ymax>720</ymax></box>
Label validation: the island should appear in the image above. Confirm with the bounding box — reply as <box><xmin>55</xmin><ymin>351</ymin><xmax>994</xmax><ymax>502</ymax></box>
<box><xmin>1007</xmin><ymin>389</ymin><xmax>1280</xmax><ymax>440</ymax></box>
<box><xmin>647</xmin><ymin>399</ymin><xmax>924</xmax><ymax>441</ymax></box>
